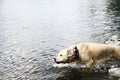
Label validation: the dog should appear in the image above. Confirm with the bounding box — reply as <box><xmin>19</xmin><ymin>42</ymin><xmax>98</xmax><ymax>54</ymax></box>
<box><xmin>54</xmin><ymin>43</ymin><xmax>120</xmax><ymax>68</ymax></box>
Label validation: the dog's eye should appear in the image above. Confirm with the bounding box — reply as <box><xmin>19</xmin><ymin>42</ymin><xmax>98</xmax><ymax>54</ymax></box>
<box><xmin>60</xmin><ymin>54</ymin><xmax>62</xmax><ymax>56</ymax></box>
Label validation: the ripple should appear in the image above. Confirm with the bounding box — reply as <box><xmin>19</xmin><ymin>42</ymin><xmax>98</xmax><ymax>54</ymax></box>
<box><xmin>0</xmin><ymin>0</ymin><xmax>120</xmax><ymax>80</ymax></box>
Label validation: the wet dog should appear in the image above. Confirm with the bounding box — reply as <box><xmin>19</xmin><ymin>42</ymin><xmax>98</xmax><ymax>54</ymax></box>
<box><xmin>54</xmin><ymin>43</ymin><xmax>120</xmax><ymax>68</ymax></box>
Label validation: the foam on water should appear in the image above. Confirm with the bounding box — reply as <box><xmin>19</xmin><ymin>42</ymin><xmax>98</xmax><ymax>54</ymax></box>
<box><xmin>109</xmin><ymin>68</ymin><xmax>120</xmax><ymax>77</ymax></box>
<box><xmin>53</xmin><ymin>63</ymin><xmax>86</xmax><ymax>69</ymax></box>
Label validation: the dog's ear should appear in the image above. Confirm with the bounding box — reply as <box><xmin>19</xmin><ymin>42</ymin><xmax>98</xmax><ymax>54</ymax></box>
<box><xmin>67</xmin><ymin>50</ymin><xmax>74</xmax><ymax>56</ymax></box>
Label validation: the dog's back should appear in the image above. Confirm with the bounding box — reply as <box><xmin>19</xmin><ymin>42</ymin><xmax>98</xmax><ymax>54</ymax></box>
<box><xmin>77</xmin><ymin>43</ymin><xmax>120</xmax><ymax>60</ymax></box>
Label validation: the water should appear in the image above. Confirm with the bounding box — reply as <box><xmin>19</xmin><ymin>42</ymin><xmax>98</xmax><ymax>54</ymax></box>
<box><xmin>0</xmin><ymin>0</ymin><xmax>120</xmax><ymax>80</ymax></box>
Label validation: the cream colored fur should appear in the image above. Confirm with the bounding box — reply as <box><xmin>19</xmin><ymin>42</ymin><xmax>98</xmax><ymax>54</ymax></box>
<box><xmin>55</xmin><ymin>43</ymin><xmax>120</xmax><ymax>68</ymax></box>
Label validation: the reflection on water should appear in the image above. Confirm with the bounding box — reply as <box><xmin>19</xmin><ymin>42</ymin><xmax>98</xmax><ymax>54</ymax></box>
<box><xmin>0</xmin><ymin>0</ymin><xmax>120</xmax><ymax>80</ymax></box>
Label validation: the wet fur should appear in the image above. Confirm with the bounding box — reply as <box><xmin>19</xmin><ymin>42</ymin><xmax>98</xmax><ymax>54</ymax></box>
<box><xmin>76</xmin><ymin>43</ymin><xmax>120</xmax><ymax>68</ymax></box>
<box><xmin>55</xmin><ymin>43</ymin><xmax>120</xmax><ymax>68</ymax></box>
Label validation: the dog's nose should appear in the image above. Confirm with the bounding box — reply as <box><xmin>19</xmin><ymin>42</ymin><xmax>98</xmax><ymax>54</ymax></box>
<box><xmin>54</xmin><ymin>58</ymin><xmax>61</xmax><ymax>64</ymax></box>
<box><xmin>54</xmin><ymin>58</ymin><xmax>56</xmax><ymax>62</ymax></box>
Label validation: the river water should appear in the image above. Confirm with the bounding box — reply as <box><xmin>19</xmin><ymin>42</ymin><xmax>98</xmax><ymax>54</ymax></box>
<box><xmin>0</xmin><ymin>0</ymin><xmax>120</xmax><ymax>80</ymax></box>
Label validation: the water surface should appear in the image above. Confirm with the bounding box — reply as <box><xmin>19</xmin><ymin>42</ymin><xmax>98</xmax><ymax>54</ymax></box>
<box><xmin>0</xmin><ymin>0</ymin><xmax>120</xmax><ymax>80</ymax></box>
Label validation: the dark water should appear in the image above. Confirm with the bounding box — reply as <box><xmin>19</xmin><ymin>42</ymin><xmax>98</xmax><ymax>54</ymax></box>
<box><xmin>0</xmin><ymin>0</ymin><xmax>120</xmax><ymax>80</ymax></box>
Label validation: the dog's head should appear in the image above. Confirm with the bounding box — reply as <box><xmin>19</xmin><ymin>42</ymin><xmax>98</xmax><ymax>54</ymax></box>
<box><xmin>54</xmin><ymin>46</ymin><xmax>80</xmax><ymax>64</ymax></box>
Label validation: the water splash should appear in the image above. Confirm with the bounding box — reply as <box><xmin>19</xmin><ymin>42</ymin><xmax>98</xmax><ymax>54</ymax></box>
<box><xmin>53</xmin><ymin>63</ymin><xmax>86</xmax><ymax>69</ymax></box>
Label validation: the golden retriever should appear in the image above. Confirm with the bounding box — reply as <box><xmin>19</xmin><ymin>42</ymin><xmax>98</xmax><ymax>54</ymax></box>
<box><xmin>54</xmin><ymin>43</ymin><xmax>120</xmax><ymax>68</ymax></box>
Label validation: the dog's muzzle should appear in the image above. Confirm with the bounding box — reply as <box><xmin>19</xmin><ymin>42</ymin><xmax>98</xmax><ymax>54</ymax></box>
<box><xmin>54</xmin><ymin>58</ymin><xmax>67</xmax><ymax>64</ymax></box>
<box><xmin>54</xmin><ymin>58</ymin><xmax>59</xmax><ymax>64</ymax></box>
<box><xmin>54</xmin><ymin>58</ymin><xmax>62</xmax><ymax>64</ymax></box>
